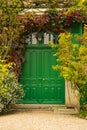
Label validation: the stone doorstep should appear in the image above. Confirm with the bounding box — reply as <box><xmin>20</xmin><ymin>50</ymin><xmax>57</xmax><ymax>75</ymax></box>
<box><xmin>14</xmin><ymin>104</ymin><xmax>78</xmax><ymax>114</ymax></box>
<box><xmin>53</xmin><ymin>107</ymin><xmax>78</xmax><ymax>114</ymax></box>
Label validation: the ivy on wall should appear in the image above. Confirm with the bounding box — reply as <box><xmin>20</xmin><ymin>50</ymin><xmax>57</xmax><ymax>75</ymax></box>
<box><xmin>19</xmin><ymin>8</ymin><xmax>87</xmax><ymax>34</ymax></box>
<box><xmin>1</xmin><ymin>8</ymin><xmax>87</xmax><ymax>78</ymax></box>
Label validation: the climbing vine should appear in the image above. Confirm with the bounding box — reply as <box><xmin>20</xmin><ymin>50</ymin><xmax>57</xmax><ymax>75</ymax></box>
<box><xmin>0</xmin><ymin>0</ymin><xmax>87</xmax><ymax>115</ymax></box>
<box><xmin>0</xmin><ymin>1</ymin><xmax>87</xmax><ymax>78</ymax></box>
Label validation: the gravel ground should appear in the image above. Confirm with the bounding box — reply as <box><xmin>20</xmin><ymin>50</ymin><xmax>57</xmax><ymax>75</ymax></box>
<box><xmin>0</xmin><ymin>110</ymin><xmax>87</xmax><ymax>130</ymax></box>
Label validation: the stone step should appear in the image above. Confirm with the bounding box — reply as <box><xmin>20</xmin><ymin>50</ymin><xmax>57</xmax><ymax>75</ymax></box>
<box><xmin>14</xmin><ymin>104</ymin><xmax>78</xmax><ymax>114</ymax></box>
<box><xmin>14</xmin><ymin>104</ymin><xmax>65</xmax><ymax>111</ymax></box>
<box><xmin>53</xmin><ymin>107</ymin><xmax>78</xmax><ymax>114</ymax></box>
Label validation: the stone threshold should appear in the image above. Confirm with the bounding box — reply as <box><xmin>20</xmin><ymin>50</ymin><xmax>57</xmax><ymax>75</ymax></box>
<box><xmin>14</xmin><ymin>104</ymin><xmax>78</xmax><ymax>114</ymax></box>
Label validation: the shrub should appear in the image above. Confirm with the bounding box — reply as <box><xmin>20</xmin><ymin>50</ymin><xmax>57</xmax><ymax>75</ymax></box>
<box><xmin>79</xmin><ymin>108</ymin><xmax>87</xmax><ymax>118</ymax></box>
<box><xmin>0</xmin><ymin>59</ymin><xmax>24</xmax><ymax>114</ymax></box>
<box><xmin>50</xmin><ymin>24</ymin><xmax>87</xmax><ymax>109</ymax></box>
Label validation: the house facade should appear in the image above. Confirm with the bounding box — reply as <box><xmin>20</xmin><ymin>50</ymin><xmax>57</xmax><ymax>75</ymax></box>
<box><xmin>19</xmin><ymin>17</ymin><xmax>83</xmax><ymax>108</ymax></box>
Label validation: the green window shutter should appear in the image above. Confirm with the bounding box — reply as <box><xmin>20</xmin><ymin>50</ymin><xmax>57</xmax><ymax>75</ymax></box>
<box><xmin>70</xmin><ymin>22</ymin><xmax>83</xmax><ymax>44</ymax></box>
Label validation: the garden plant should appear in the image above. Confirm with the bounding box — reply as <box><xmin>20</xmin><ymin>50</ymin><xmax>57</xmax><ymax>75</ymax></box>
<box><xmin>0</xmin><ymin>0</ymin><xmax>87</xmax><ymax>114</ymax></box>
<box><xmin>50</xmin><ymin>24</ymin><xmax>87</xmax><ymax>117</ymax></box>
<box><xmin>0</xmin><ymin>0</ymin><xmax>24</xmax><ymax>114</ymax></box>
<box><xmin>0</xmin><ymin>59</ymin><xmax>24</xmax><ymax>114</ymax></box>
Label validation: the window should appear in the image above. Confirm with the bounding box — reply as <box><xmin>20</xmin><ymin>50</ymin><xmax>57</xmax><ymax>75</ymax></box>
<box><xmin>25</xmin><ymin>31</ymin><xmax>58</xmax><ymax>44</ymax></box>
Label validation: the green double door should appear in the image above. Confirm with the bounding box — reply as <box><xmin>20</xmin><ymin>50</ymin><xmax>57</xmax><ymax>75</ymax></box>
<box><xmin>20</xmin><ymin>46</ymin><xmax>65</xmax><ymax>104</ymax></box>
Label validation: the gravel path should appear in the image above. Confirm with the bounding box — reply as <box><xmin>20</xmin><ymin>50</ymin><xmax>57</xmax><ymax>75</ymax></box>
<box><xmin>0</xmin><ymin>110</ymin><xmax>87</xmax><ymax>130</ymax></box>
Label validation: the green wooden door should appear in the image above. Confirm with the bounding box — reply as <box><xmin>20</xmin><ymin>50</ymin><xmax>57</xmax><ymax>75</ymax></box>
<box><xmin>19</xmin><ymin>45</ymin><xmax>65</xmax><ymax>104</ymax></box>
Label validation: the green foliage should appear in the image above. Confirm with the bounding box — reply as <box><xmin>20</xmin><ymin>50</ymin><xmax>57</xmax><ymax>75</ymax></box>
<box><xmin>0</xmin><ymin>59</ymin><xmax>24</xmax><ymax>114</ymax></box>
<box><xmin>0</xmin><ymin>0</ymin><xmax>23</xmax><ymax>13</ymax></box>
<box><xmin>0</xmin><ymin>0</ymin><xmax>23</xmax><ymax>60</ymax></box>
<box><xmin>51</xmin><ymin>24</ymin><xmax>87</xmax><ymax>109</ymax></box>
<box><xmin>0</xmin><ymin>0</ymin><xmax>25</xmax><ymax>78</ymax></box>
<box><xmin>0</xmin><ymin>0</ymin><xmax>87</xmax><ymax>78</ymax></box>
<box><xmin>64</xmin><ymin>0</ymin><xmax>87</xmax><ymax>22</ymax></box>
<box><xmin>74</xmin><ymin>0</ymin><xmax>87</xmax><ymax>8</ymax></box>
<box><xmin>79</xmin><ymin>109</ymin><xmax>87</xmax><ymax>118</ymax></box>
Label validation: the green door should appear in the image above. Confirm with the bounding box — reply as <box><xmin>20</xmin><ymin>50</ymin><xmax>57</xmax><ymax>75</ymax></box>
<box><xmin>20</xmin><ymin>45</ymin><xmax>65</xmax><ymax>104</ymax></box>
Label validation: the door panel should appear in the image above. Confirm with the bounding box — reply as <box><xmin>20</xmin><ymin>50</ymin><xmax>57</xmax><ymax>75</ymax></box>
<box><xmin>19</xmin><ymin>46</ymin><xmax>65</xmax><ymax>104</ymax></box>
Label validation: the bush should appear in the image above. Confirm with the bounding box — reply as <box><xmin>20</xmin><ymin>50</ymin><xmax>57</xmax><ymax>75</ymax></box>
<box><xmin>50</xmin><ymin>24</ymin><xmax>87</xmax><ymax>109</ymax></box>
<box><xmin>79</xmin><ymin>109</ymin><xmax>87</xmax><ymax>118</ymax></box>
<box><xmin>0</xmin><ymin>60</ymin><xmax>24</xmax><ymax>114</ymax></box>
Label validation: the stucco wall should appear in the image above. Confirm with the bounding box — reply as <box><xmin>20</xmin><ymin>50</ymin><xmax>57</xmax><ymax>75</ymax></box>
<box><xmin>65</xmin><ymin>81</ymin><xmax>80</xmax><ymax>109</ymax></box>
